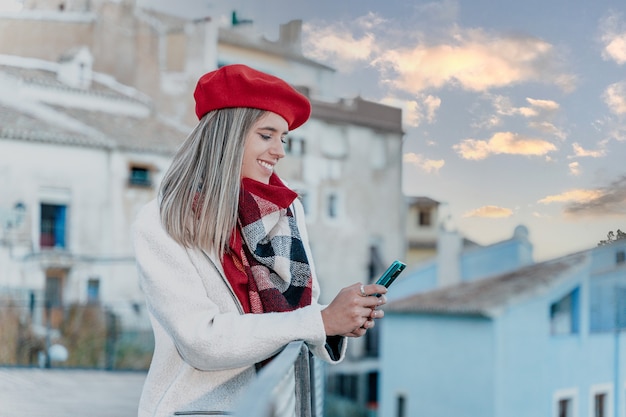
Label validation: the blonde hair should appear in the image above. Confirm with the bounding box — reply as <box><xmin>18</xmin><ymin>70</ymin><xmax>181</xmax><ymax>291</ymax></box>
<box><xmin>159</xmin><ymin>107</ymin><xmax>266</xmax><ymax>255</ymax></box>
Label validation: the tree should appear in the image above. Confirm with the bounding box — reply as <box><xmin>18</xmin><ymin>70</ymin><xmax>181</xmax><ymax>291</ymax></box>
<box><xmin>598</xmin><ymin>229</ymin><xmax>626</xmax><ymax>246</ymax></box>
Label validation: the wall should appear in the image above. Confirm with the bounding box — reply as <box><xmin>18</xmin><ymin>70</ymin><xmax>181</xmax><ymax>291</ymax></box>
<box><xmin>379</xmin><ymin>314</ymin><xmax>495</xmax><ymax>417</ymax></box>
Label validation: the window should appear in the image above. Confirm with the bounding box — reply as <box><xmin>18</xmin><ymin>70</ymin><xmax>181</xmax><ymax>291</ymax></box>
<box><xmin>367</xmin><ymin>243</ymin><xmax>385</xmax><ymax>282</ymax></box>
<box><xmin>553</xmin><ymin>388</ymin><xmax>577</xmax><ymax>417</ymax></box>
<box><xmin>40</xmin><ymin>203</ymin><xmax>67</xmax><ymax>249</ymax></box>
<box><xmin>617</xmin><ymin>250</ymin><xmax>625</xmax><ymax>264</ymax></box>
<box><xmin>396</xmin><ymin>394</ymin><xmax>406</xmax><ymax>417</ymax></box>
<box><xmin>285</xmin><ymin>136</ymin><xmax>306</xmax><ymax>156</ymax></box>
<box><xmin>129</xmin><ymin>166</ymin><xmax>152</xmax><ymax>187</ymax></box>
<box><xmin>87</xmin><ymin>278</ymin><xmax>100</xmax><ymax>304</ymax></box>
<box><xmin>590</xmin><ymin>384</ymin><xmax>612</xmax><ymax>417</ymax></box>
<box><xmin>329</xmin><ymin>373</ymin><xmax>358</xmax><ymax>401</ymax></box>
<box><xmin>558</xmin><ymin>398</ymin><xmax>572</xmax><ymax>417</ymax></box>
<box><xmin>594</xmin><ymin>393</ymin><xmax>606</xmax><ymax>417</ymax></box>
<box><xmin>550</xmin><ymin>288</ymin><xmax>580</xmax><ymax>335</ymax></box>
<box><xmin>45</xmin><ymin>275</ymin><xmax>63</xmax><ymax>309</ymax></box>
<box><xmin>327</xmin><ymin>192</ymin><xmax>339</xmax><ymax>219</ymax></box>
<box><xmin>367</xmin><ymin>372</ymin><xmax>378</xmax><ymax>406</ymax></box>
<box><xmin>418</xmin><ymin>209</ymin><xmax>432</xmax><ymax>226</ymax></box>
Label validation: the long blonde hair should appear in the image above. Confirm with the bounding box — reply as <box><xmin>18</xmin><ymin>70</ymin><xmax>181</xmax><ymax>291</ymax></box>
<box><xmin>159</xmin><ymin>107</ymin><xmax>266</xmax><ymax>255</ymax></box>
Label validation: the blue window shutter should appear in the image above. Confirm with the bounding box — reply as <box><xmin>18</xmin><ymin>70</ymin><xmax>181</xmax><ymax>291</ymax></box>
<box><xmin>55</xmin><ymin>205</ymin><xmax>66</xmax><ymax>248</ymax></box>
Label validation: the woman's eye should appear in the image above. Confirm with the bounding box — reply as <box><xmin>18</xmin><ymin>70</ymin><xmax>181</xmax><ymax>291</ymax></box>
<box><xmin>281</xmin><ymin>138</ymin><xmax>287</xmax><ymax>144</ymax></box>
<box><xmin>260</xmin><ymin>133</ymin><xmax>271</xmax><ymax>140</ymax></box>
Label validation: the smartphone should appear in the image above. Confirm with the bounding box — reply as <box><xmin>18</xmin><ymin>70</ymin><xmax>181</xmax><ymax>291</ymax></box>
<box><xmin>374</xmin><ymin>260</ymin><xmax>406</xmax><ymax>293</ymax></box>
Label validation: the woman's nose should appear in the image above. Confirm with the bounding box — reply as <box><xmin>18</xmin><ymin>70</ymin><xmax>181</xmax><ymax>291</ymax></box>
<box><xmin>271</xmin><ymin>138</ymin><xmax>286</xmax><ymax>158</ymax></box>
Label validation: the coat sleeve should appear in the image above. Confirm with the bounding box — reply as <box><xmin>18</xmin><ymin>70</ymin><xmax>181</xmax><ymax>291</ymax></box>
<box><xmin>133</xmin><ymin>200</ymin><xmax>344</xmax><ymax>372</ymax></box>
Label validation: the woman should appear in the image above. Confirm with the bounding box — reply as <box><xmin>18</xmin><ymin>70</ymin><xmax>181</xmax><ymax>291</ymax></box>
<box><xmin>132</xmin><ymin>64</ymin><xmax>387</xmax><ymax>417</ymax></box>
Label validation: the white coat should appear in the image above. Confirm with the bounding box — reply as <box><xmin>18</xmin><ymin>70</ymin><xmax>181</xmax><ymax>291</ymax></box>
<box><xmin>132</xmin><ymin>199</ymin><xmax>346</xmax><ymax>417</ymax></box>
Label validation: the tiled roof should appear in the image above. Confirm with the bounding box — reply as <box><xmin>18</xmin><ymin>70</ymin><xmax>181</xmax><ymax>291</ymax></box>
<box><xmin>50</xmin><ymin>105</ymin><xmax>187</xmax><ymax>154</ymax></box>
<box><xmin>0</xmin><ymin>103</ymin><xmax>112</xmax><ymax>148</ymax></box>
<box><xmin>406</xmin><ymin>196</ymin><xmax>440</xmax><ymax>207</ymax></box>
<box><xmin>0</xmin><ymin>64</ymin><xmax>189</xmax><ymax>154</ymax></box>
<box><xmin>387</xmin><ymin>251</ymin><xmax>589</xmax><ymax>317</ymax></box>
<box><xmin>0</xmin><ymin>64</ymin><xmax>143</xmax><ymax>103</ymax></box>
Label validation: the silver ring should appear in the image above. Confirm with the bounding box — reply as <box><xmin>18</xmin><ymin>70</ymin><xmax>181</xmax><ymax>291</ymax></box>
<box><xmin>359</xmin><ymin>284</ymin><xmax>367</xmax><ymax>297</ymax></box>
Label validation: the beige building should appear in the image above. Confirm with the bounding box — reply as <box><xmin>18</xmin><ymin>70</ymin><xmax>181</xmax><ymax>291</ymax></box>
<box><xmin>0</xmin><ymin>0</ymin><xmax>407</xmax><ymax>411</ymax></box>
<box><xmin>405</xmin><ymin>196</ymin><xmax>441</xmax><ymax>265</ymax></box>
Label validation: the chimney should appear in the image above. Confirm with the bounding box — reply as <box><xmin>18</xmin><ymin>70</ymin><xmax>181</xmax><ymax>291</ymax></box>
<box><xmin>278</xmin><ymin>20</ymin><xmax>302</xmax><ymax>55</ymax></box>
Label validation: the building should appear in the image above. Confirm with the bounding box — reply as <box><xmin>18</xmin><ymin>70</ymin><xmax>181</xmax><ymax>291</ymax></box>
<box><xmin>380</xmin><ymin>232</ymin><xmax>626</xmax><ymax>417</ymax></box>
<box><xmin>0</xmin><ymin>50</ymin><xmax>185</xmax><ymax>366</ymax></box>
<box><xmin>404</xmin><ymin>196</ymin><xmax>440</xmax><ymax>265</ymax></box>
<box><xmin>0</xmin><ymin>0</ymin><xmax>407</xmax><ymax>406</ymax></box>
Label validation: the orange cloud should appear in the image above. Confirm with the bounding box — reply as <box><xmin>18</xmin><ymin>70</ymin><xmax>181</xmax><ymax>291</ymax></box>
<box><xmin>453</xmin><ymin>132</ymin><xmax>557</xmax><ymax>160</ymax></box>
<box><xmin>603</xmin><ymin>81</ymin><xmax>626</xmax><ymax>115</ymax></box>
<box><xmin>382</xmin><ymin>95</ymin><xmax>441</xmax><ymax>128</ymax></box>
<box><xmin>570</xmin><ymin>143</ymin><xmax>606</xmax><ymax>158</ymax></box>
<box><xmin>568</xmin><ymin>161</ymin><xmax>581</xmax><ymax>176</ymax></box>
<box><xmin>539</xmin><ymin>176</ymin><xmax>626</xmax><ymax>217</ymax></box>
<box><xmin>304</xmin><ymin>17</ymin><xmax>574</xmax><ymax>93</ymax></box>
<box><xmin>373</xmin><ymin>28</ymin><xmax>572</xmax><ymax>93</ymax></box>
<box><xmin>463</xmin><ymin>205</ymin><xmax>513</xmax><ymax>218</ymax></box>
<box><xmin>600</xmin><ymin>12</ymin><xmax>626</xmax><ymax>65</ymax></box>
<box><xmin>403</xmin><ymin>152</ymin><xmax>445</xmax><ymax>173</ymax></box>
<box><xmin>538</xmin><ymin>189</ymin><xmax>604</xmax><ymax>204</ymax></box>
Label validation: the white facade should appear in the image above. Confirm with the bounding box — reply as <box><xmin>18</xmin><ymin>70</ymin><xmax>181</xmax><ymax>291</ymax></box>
<box><xmin>0</xmin><ymin>57</ymin><xmax>182</xmax><ymax>338</ymax></box>
<box><xmin>0</xmin><ymin>2</ymin><xmax>406</xmax><ymax>403</ymax></box>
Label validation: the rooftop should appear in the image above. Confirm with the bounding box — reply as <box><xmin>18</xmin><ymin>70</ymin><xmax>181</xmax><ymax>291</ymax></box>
<box><xmin>0</xmin><ymin>63</ymin><xmax>187</xmax><ymax>154</ymax></box>
<box><xmin>387</xmin><ymin>251</ymin><xmax>589</xmax><ymax>318</ymax></box>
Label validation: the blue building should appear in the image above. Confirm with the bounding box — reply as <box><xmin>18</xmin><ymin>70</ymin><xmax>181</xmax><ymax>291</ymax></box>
<box><xmin>380</xmin><ymin>229</ymin><xmax>626</xmax><ymax>417</ymax></box>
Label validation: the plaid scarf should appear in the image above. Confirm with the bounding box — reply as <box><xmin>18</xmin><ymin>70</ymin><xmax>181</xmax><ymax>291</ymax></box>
<box><xmin>222</xmin><ymin>174</ymin><xmax>313</xmax><ymax>314</ymax></box>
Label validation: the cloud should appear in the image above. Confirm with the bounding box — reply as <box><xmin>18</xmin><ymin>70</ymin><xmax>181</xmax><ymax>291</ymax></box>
<box><xmin>476</xmin><ymin>95</ymin><xmax>565</xmax><ymax>138</ymax></box>
<box><xmin>525</xmin><ymin>97</ymin><xmax>560</xmax><ymax>112</ymax></box>
<box><xmin>303</xmin><ymin>13</ymin><xmax>382</xmax><ymax>71</ymax></box>
<box><xmin>382</xmin><ymin>94</ymin><xmax>441</xmax><ymax>127</ymax></box>
<box><xmin>528</xmin><ymin>121</ymin><xmax>567</xmax><ymax>140</ymax></box>
<box><xmin>547</xmin><ymin>175</ymin><xmax>626</xmax><ymax>217</ymax></box>
<box><xmin>462</xmin><ymin>205</ymin><xmax>513</xmax><ymax>218</ymax></box>
<box><xmin>608</xmin><ymin>124</ymin><xmax>626</xmax><ymax>142</ymax></box>
<box><xmin>600</xmin><ymin>11</ymin><xmax>626</xmax><ymax>65</ymax></box>
<box><xmin>538</xmin><ymin>188</ymin><xmax>604</xmax><ymax>204</ymax></box>
<box><xmin>372</xmin><ymin>28</ymin><xmax>573</xmax><ymax>94</ymax></box>
<box><xmin>453</xmin><ymin>131</ymin><xmax>557</xmax><ymax>160</ymax></box>
<box><xmin>304</xmin><ymin>14</ymin><xmax>574</xmax><ymax>94</ymax></box>
<box><xmin>570</xmin><ymin>142</ymin><xmax>606</xmax><ymax>158</ymax></box>
<box><xmin>403</xmin><ymin>152</ymin><xmax>445</xmax><ymax>173</ymax></box>
<box><xmin>568</xmin><ymin>161</ymin><xmax>581</xmax><ymax>176</ymax></box>
<box><xmin>603</xmin><ymin>81</ymin><xmax>626</xmax><ymax>115</ymax></box>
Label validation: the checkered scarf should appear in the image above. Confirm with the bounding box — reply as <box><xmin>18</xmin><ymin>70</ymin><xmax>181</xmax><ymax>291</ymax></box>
<box><xmin>222</xmin><ymin>174</ymin><xmax>313</xmax><ymax>314</ymax></box>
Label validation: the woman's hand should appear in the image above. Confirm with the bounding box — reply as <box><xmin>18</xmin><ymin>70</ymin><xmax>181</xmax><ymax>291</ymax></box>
<box><xmin>321</xmin><ymin>282</ymin><xmax>387</xmax><ymax>338</ymax></box>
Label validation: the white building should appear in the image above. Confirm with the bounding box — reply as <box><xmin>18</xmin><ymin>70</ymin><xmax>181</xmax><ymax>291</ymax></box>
<box><xmin>0</xmin><ymin>52</ymin><xmax>185</xmax><ymax>365</ymax></box>
<box><xmin>0</xmin><ymin>1</ymin><xmax>407</xmax><ymax>404</ymax></box>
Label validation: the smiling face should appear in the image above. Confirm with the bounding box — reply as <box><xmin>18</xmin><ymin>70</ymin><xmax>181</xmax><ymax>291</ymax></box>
<box><xmin>241</xmin><ymin>111</ymin><xmax>288</xmax><ymax>184</ymax></box>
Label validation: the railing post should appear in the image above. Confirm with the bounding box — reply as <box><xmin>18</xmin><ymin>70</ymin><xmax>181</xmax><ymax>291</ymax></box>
<box><xmin>294</xmin><ymin>344</ymin><xmax>312</xmax><ymax>417</ymax></box>
<box><xmin>234</xmin><ymin>341</ymin><xmax>316</xmax><ymax>417</ymax></box>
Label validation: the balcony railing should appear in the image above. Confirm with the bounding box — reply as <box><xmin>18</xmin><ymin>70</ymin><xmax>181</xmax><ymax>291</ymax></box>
<box><xmin>234</xmin><ymin>341</ymin><xmax>323</xmax><ymax>417</ymax></box>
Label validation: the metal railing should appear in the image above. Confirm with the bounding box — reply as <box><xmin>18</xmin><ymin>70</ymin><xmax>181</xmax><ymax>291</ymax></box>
<box><xmin>234</xmin><ymin>341</ymin><xmax>323</xmax><ymax>417</ymax></box>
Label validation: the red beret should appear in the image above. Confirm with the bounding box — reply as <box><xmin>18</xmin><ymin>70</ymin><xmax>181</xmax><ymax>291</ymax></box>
<box><xmin>193</xmin><ymin>64</ymin><xmax>311</xmax><ymax>130</ymax></box>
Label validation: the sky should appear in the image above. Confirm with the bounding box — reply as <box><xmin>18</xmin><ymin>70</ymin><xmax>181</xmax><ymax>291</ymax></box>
<box><xmin>3</xmin><ymin>0</ymin><xmax>626</xmax><ymax>262</ymax></box>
